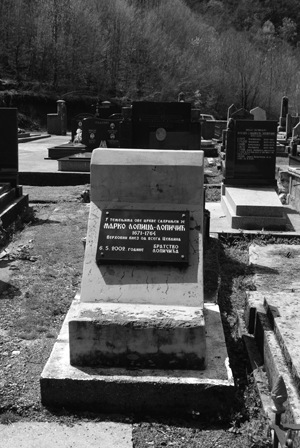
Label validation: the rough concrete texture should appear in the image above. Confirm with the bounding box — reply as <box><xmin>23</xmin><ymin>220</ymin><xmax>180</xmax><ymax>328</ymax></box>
<box><xmin>69</xmin><ymin>303</ymin><xmax>205</xmax><ymax>369</ymax></box>
<box><xmin>41</xmin><ymin>299</ymin><xmax>233</xmax><ymax>415</ymax></box>
<box><xmin>0</xmin><ymin>421</ymin><xmax>132</xmax><ymax>448</ymax></box>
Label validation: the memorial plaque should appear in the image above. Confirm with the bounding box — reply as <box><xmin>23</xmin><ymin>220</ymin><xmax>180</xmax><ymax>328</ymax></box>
<box><xmin>96</xmin><ymin>209</ymin><xmax>190</xmax><ymax>265</ymax></box>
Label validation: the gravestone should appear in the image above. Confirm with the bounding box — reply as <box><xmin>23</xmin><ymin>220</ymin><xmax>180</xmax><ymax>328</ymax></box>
<box><xmin>221</xmin><ymin>117</ymin><xmax>286</xmax><ymax>230</ymax></box>
<box><xmin>47</xmin><ymin>99</ymin><xmax>67</xmax><ymax>135</ymax></box>
<box><xmin>41</xmin><ymin>146</ymin><xmax>234</xmax><ymax>415</ymax></box>
<box><xmin>278</xmin><ymin>96</ymin><xmax>288</xmax><ymax>132</ymax></box>
<box><xmin>130</xmin><ymin>102</ymin><xmax>201</xmax><ymax>150</ymax></box>
<box><xmin>71</xmin><ymin>148</ymin><xmax>205</xmax><ymax>368</ymax></box>
<box><xmin>71</xmin><ymin>113</ymin><xmax>95</xmax><ymax>142</ymax></box>
<box><xmin>250</xmin><ymin>107</ymin><xmax>267</xmax><ymax>121</ymax></box>
<box><xmin>81</xmin><ymin>117</ymin><xmax>122</xmax><ymax>149</ymax></box>
<box><xmin>0</xmin><ymin>108</ymin><xmax>29</xmax><ymax>227</ymax></box>
<box><xmin>0</xmin><ymin>108</ymin><xmax>19</xmax><ymax>187</ymax></box>
<box><xmin>223</xmin><ymin>119</ymin><xmax>277</xmax><ymax>186</ymax></box>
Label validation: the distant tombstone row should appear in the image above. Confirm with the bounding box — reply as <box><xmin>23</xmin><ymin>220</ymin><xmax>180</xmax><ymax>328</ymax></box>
<box><xmin>77</xmin><ymin>102</ymin><xmax>202</xmax><ymax>151</ymax></box>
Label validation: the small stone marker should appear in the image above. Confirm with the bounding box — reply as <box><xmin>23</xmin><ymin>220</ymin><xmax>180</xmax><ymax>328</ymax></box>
<box><xmin>250</xmin><ymin>107</ymin><xmax>267</xmax><ymax>121</ymax></box>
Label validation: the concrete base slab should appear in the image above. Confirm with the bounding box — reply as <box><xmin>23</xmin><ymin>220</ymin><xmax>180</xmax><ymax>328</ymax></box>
<box><xmin>48</xmin><ymin>143</ymin><xmax>87</xmax><ymax>159</ymax></box>
<box><xmin>221</xmin><ymin>195</ymin><xmax>287</xmax><ymax>230</ymax></box>
<box><xmin>0</xmin><ymin>421</ymin><xmax>132</xmax><ymax>448</ymax></box>
<box><xmin>224</xmin><ymin>186</ymin><xmax>284</xmax><ymax>217</ymax></box>
<box><xmin>206</xmin><ymin>202</ymin><xmax>300</xmax><ymax>235</ymax></box>
<box><xmin>58</xmin><ymin>153</ymin><xmax>91</xmax><ymax>172</ymax></box>
<box><xmin>41</xmin><ymin>298</ymin><xmax>234</xmax><ymax>416</ymax></box>
<box><xmin>69</xmin><ymin>303</ymin><xmax>206</xmax><ymax>370</ymax></box>
<box><xmin>221</xmin><ymin>186</ymin><xmax>287</xmax><ymax>230</ymax></box>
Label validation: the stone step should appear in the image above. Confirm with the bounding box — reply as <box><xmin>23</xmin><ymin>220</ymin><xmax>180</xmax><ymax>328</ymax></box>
<box><xmin>225</xmin><ymin>186</ymin><xmax>284</xmax><ymax>217</ymax></box>
<box><xmin>0</xmin><ymin>188</ymin><xmax>17</xmax><ymax>212</ymax></box>
<box><xmin>69</xmin><ymin>302</ymin><xmax>206</xmax><ymax>370</ymax></box>
<box><xmin>0</xmin><ymin>194</ymin><xmax>29</xmax><ymax>228</ymax></box>
<box><xmin>221</xmin><ymin>195</ymin><xmax>287</xmax><ymax>230</ymax></box>
<box><xmin>41</xmin><ymin>299</ymin><xmax>234</xmax><ymax>416</ymax></box>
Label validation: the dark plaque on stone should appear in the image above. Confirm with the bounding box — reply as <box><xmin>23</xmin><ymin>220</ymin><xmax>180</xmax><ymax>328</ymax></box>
<box><xmin>224</xmin><ymin>120</ymin><xmax>277</xmax><ymax>185</ymax></box>
<box><xmin>96</xmin><ymin>209</ymin><xmax>190</xmax><ymax>265</ymax></box>
<box><xmin>81</xmin><ymin>117</ymin><xmax>121</xmax><ymax>149</ymax></box>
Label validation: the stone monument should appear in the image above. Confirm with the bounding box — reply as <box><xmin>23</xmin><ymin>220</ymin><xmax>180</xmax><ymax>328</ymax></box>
<box><xmin>222</xmin><ymin>111</ymin><xmax>287</xmax><ymax>230</ymax></box>
<box><xmin>0</xmin><ymin>108</ymin><xmax>28</xmax><ymax>227</ymax></box>
<box><xmin>41</xmin><ymin>147</ymin><xmax>233</xmax><ymax>415</ymax></box>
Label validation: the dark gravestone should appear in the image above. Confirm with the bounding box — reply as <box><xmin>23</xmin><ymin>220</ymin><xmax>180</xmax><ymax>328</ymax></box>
<box><xmin>200</xmin><ymin>120</ymin><xmax>215</xmax><ymax>139</ymax></box>
<box><xmin>71</xmin><ymin>113</ymin><xmax>95</xmax><ymax>142</ymax></box>
<box><xmin>223</xmin><ymin>120</ymin><xmax>277</xmax><ymax>186</ymax></box>
<box><xmin>0</xmin><ymin>108</ymin><xmax>19</xmax><ymax>187</ymax></box>
<box><xmin>278</xmin><ymin>96</ymin><xmax>289</xmax><ymax>131</ymax></box>
<box><xmin>81</xmin><ymin>117</ymin><xmax>122</xmax><ymax>150</ymax></box>
<box><xmin>131</xmin><ymin>102</ymin><xmax>200</xmax><ymax>150</ymax></box>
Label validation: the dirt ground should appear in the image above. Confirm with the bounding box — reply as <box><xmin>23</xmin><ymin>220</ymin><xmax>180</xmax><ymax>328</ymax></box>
<box><xmin>0</xmin><ymin>183</ymin><xmax>271</xmax><ymax>447</ymax></box>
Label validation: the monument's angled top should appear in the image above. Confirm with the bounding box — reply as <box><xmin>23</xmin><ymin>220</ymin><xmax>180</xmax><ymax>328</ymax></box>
<box><xmin>91</xmin><ymin>148</ymin><xmax>204</xmax><ymax>166</ymax></box>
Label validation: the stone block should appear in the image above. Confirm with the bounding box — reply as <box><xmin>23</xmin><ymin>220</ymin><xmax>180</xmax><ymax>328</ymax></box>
<box><xmin>69</xmin><ymin>303</ymin><xmax>205</xmax><ymax>370</ymax></box>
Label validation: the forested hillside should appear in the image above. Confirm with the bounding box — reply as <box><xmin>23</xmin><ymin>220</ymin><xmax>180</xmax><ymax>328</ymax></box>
<box><xmin>0</xmin><ymin>0</ymin><xmax>299</xmax><ymax>119</ymax></box>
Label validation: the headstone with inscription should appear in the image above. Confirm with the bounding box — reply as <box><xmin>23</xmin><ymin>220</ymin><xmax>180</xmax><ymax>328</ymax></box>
<box><xmin>221</xmin><ymin>118</ymin><xmax>287</xmax><ymax>230</ymax></box>
<box><xmin>223</xmin><ymin>119</ymin><xmax>277</xmax><ymax>186</ymax></box>
<box><xmin>81</xmin><ymin>117</ymin><xmax>121</xmax><ymax>149</ymax></box>
<box><xmin>69</xmin><ymin>148</ymin><xmax>205</xmax><ymax>370</ymax></box>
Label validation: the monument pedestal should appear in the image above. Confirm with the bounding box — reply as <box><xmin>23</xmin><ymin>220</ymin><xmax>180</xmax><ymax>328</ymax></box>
<box><xmin>41</xmin><ymin>148</ymin><xmax>233</xmax><ymax>415</ymax></box>
<box><xmin>69</xmin><ymin>302</ymin><xmax>205</xmax><ymax>370</ymax></box>
<box><xmin>221</xmin><ymin>186</ymin><xmax>287</xmax><ymax>230</ymax></box>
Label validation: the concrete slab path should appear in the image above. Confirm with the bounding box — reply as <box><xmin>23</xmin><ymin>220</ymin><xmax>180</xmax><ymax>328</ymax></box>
<box><xmin>0</xmin><ymin>421</ymin><xmax>133</xmax><ymax>448</ymax></box>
